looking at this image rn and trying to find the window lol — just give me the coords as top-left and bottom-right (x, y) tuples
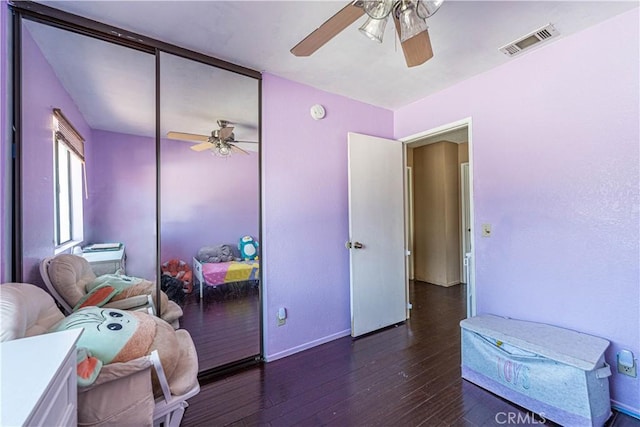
(53, 109), (85, 249)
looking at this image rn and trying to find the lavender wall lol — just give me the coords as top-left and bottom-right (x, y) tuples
(160, 137), (259, 264)
(394, 9), (639, 413)
(21, 26), (91, 286)
(262, 73), (394, 359)
(86, 130), (156, 278)
(86, 130), (260, 279)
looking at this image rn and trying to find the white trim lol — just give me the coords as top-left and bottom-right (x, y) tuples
(611, 400), (640, 420)
(399, 117), (476, 318)
(460, 162), (470, 282)
(264, 329), (351, 362)
(54, 240), (82, 255)
(399, 118), (471, 144)
(406, 165), (414, 281)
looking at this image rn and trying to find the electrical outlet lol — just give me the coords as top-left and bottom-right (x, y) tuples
(617, 351), (637, 377)
(618, 363), (637, 377)
(277, 307), (287, 326)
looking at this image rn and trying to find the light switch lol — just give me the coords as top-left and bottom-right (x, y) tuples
(482, 224), (492, 237)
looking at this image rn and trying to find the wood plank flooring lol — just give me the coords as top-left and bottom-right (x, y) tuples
(179, 281), (260, 371)
(181, 281), (639, 426)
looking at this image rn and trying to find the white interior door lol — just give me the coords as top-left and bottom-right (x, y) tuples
(348, 132), (407, 337)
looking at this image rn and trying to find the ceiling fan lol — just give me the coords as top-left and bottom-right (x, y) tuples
(167, 120), (258, 157)
(291, 0), (443, 68)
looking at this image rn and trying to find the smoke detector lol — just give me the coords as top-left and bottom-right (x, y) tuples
(499, 24), (560, 57)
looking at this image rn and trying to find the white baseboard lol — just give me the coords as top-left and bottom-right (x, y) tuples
(612, 400), (640, 420)
(265, 329), (351, 362)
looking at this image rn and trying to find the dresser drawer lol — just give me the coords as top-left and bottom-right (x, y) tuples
(28, 354), (77, 426)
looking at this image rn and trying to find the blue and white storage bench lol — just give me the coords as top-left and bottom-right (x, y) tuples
(460, 314), (612, 427)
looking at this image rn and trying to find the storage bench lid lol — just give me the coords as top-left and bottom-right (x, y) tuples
(460, 314), (609, 371)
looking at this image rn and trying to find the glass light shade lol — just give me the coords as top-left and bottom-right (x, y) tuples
(215, 143), (232, 157)
(358, 16), (389, 43)
(415, 0), (444, 19)
(363, 0), (394, 19)
(398, 3), (428, 42)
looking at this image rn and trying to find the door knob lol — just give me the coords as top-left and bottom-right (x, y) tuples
(345, 241), (364, 249)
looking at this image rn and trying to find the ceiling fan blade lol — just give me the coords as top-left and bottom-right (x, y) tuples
(219, 126), (234, 140)
(190, 141), (213, 152)
(233, 142), (259, 152)
(229, 143), (250, 155)
(167, 131), (209, 142)
(291, 2), (365, 57)
(393, 16), (434, 67)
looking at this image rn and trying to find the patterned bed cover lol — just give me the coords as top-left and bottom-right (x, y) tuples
(193, 258), (260, 298)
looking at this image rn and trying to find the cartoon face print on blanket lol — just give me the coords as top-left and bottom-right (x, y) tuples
(49, 307), (179, 393)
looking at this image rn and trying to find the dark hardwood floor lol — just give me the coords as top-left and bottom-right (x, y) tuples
(181, 281), (639, 427)
(179, 281), (260, 371)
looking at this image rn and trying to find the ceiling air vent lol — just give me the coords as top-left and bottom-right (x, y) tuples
(499, 24), (559, 57)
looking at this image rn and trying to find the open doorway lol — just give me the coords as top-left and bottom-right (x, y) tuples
(402, 119), (475, 318)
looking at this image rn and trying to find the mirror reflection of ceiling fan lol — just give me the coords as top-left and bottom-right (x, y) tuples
(167, 120), (258, 157)
(291, 0), (443, 68)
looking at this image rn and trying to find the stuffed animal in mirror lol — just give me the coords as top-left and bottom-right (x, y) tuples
(161, 259), (193, 294)
(196, 244), (239, 263)
(238, 236), (259, 261)
(49, 306), (179, 396)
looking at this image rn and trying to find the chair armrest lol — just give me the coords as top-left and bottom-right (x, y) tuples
(79, 355), (153, 391)
(150, 350), (172, 403)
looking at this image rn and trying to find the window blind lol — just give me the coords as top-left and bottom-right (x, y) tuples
(53, 108), (84, 161)
(53, 108), (88, 198)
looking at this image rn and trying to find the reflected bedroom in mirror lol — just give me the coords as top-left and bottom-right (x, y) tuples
(160, 51), (260, 372)
(20, 19), (261, 374)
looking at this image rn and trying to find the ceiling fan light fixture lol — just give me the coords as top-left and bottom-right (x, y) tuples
(415, 0), (444, 19)
(363, 0), (394, 19)
(214, 143), (232, 157)
(359, 15), (389, 43)
(397, 1), (429, 42)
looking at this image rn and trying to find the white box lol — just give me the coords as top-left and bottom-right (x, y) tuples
(461, 314), (612, 426)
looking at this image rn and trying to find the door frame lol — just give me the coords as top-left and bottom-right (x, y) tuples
(460, 162), (470, 282)
(399, 117), (477, 318)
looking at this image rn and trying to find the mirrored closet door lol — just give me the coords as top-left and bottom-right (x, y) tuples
(159, 52), (261, 372)
(20, 19), (157, 287)
(17, 11), (262, 376)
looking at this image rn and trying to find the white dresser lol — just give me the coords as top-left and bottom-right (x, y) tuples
(1, 329), (82, 426)
(81, 245), (126, 275)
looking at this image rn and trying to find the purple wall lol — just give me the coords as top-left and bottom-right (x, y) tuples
(160, 137), (259, 265)
(21, 26), (91, 286)
(86, 130), (260, 279)
(394, 9), (639, 413)
(262, 73), (394, 359)
(86, 130), (156, 278)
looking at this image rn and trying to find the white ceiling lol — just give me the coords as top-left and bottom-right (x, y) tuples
(29, 1), (637, 137)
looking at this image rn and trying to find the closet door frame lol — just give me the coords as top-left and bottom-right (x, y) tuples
(10, 1), (264, 376)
